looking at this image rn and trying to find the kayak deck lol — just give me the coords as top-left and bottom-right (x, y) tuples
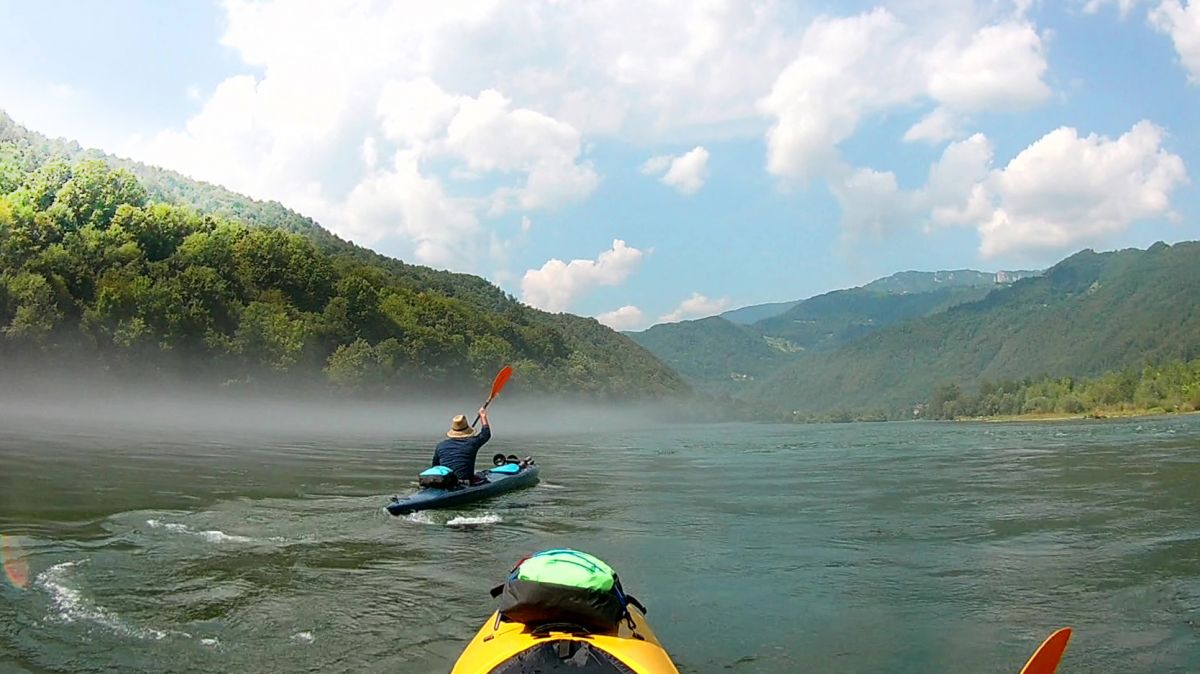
(451, 607), (679, 674)
(386, 465), (539, 516)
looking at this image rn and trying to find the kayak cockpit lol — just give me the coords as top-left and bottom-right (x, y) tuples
(386, 456), (539, 516)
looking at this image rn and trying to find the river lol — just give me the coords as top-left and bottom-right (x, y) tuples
(1, 407), (1197, 673)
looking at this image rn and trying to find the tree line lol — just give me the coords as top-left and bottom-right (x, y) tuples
(0, 151), (687, 398)
(924, 359), (1200, 420)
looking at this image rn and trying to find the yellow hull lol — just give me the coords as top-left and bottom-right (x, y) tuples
(451, 607), (680, 674)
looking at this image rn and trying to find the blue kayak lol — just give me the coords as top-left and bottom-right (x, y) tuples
(387, 462), (539, 516)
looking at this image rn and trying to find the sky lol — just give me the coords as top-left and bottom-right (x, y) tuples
(2, 0), (1198, 331)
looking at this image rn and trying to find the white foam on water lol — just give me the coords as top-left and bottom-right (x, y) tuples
(200, 637), (220, 648)
(291, 631), (315, 644)
(146, 519), (253, 543)
(400, 512), (435, 525)
(446, 513), (502, 527)
(36, 561), (167, 641)
(538, 481), (566, 490)
(196, 530), (253, 543)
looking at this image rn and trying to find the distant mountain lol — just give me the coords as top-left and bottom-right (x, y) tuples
(749, 242), (1200, 417)
(720, 300), (799, 325)
(632, 267), (1041, 395)
(751, 284), (996, 352)
(860, 269), (1039, 295)
(0, 111), (688, 398)
(626, 317), (789, 395)
(716, 269), (1038, 329)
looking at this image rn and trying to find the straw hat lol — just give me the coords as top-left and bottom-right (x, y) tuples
(446, 414), (476, 438)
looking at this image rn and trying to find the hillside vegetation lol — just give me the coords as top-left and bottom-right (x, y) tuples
(0, 112), (687, 398)
(925, 358), (1200, 420)
(754, 243), (1200, 418)
(630, 269), (1033, 397)
(626, 316), (790, 395)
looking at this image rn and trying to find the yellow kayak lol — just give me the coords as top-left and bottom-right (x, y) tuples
(451, 605), (680, 674)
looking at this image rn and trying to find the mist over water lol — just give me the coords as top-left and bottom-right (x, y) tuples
(0, 380), (678, 441)
(1, 388), (1198, 673)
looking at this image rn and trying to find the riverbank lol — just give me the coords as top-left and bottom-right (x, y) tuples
(964, 407), (1200, 423)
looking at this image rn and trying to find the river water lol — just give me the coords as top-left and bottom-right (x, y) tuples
(1, 408), (1198, 673)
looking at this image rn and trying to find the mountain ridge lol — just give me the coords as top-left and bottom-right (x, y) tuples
(629, 266), (1043, 396)
(748, 243), (1200, 417)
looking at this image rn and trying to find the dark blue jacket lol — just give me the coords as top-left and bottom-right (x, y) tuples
(432, 424), (491, 482)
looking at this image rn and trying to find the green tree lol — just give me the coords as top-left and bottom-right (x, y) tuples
(234, 301), (309, 371)
(52, 160), (147, 230)
(0, 158), (23, 194)
(18, 161), (72, 211)
(3, 272), (62, 342)
(467, 334), (514, 379)
(233, 228), (333, 311)
(929, 382), (962, 419)
(111, 203), (199, 261)
(174, 221), (244, 272)
(325, 339), (382, 392)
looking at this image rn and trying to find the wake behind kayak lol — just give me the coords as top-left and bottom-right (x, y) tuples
(387, 455), (539, 516)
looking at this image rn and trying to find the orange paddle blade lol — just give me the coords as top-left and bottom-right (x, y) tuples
(488, 365), (513, 401)
(1019, 628), (1072, 674)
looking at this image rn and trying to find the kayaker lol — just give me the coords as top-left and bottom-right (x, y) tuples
(432, 408), (492, 486)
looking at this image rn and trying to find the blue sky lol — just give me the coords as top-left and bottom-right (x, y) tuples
(2, 0), (1198, 330)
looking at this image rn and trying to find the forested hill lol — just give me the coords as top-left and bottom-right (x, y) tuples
(751, 242), (1200, 417)
(626, 316), (791, 395)
(0, 111), (688, 398)
(628, 268), (1035, 396)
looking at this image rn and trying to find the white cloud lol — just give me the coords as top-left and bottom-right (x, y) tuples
(640, 155), (673, 175)
(128, 0), (804, 201)
(1084, 0), (1149, 17)
(130, 67), (597, 271)
(377, 77), (461, 145)
(130, 74), (327, 209)
(760, 9), (914, 183)
(596, 305), (646, 331)
(473, 1), (805, 138)
(642, 146), (710, 194)
(440, 89), (600, 213)
(521, 239), (647, 312)
(829, 168), (915, 241)
(924, 133), (995, 225)
(827, 121), (1187, 259)
(663, 147), (711, 194)
(904, 108), (961, 143)
(124, 1), (611, 271)
(105, 1), (1096, 278)
(1151, 1), (1200, 83)
(761, 8), (1049, 183)
(974, 121), (1188, 257)
(361, 137), (379, 170)
(341, 150), (483, 271)
(925, 21), (1049, 113)
(659, 293), (731, 323)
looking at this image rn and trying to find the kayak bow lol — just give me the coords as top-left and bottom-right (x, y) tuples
(451, 605), (679, 674)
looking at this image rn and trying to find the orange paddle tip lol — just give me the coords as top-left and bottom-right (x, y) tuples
(1019, 627), (1072, 674)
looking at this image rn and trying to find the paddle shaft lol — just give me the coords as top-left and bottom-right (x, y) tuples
(471, 398), (495, 427)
